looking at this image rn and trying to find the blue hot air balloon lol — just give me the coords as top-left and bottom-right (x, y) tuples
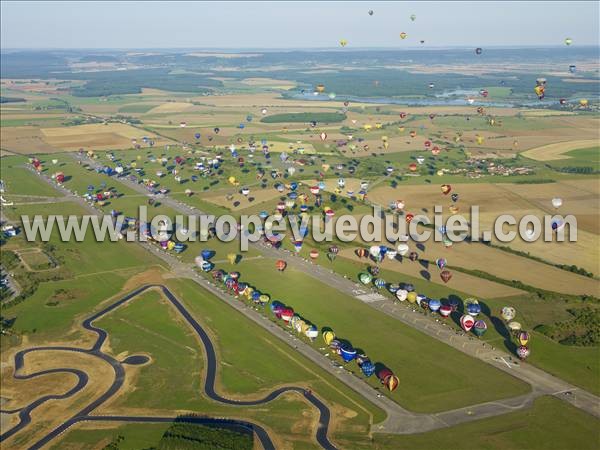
(288, 192), (298, 200)
(195, 133), (201, 139)
(201, 261), (213, 272)
(201, 249), (214, 260)
(318, 181), (326, 190)
(340, 344), (357, 362)
(374, 278), (386, 289)
(360, 360), (375, 377)
(428, 298), (441, 312)
(467, 302), (481, 316)
(259, 211), (269, 220)
(238, 123), (245, 129)
(290, 182), (298, 191)
(300, 204), (308, 212)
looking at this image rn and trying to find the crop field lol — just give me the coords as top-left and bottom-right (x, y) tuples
(1, 37), (599, 450)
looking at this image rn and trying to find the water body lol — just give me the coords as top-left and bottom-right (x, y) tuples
(288, 92), (565, 108)
(122, 355), (149, 365)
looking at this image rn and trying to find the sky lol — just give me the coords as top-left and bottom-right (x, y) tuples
(1, 1), (599, 49)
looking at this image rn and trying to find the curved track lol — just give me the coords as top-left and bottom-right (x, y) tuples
(0, 284), (336, 450)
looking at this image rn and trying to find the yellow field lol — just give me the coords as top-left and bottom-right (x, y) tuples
(521, 139), (599, 161)
(241, 77), (297, 89)
(338, 250), (524, 298)
(367, 180), (599, 278)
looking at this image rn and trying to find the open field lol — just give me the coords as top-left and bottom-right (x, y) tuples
(522, 139), (600, 161)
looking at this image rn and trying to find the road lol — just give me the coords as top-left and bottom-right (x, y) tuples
(0, 284), (336, 450)
(71, 153), (600, 422)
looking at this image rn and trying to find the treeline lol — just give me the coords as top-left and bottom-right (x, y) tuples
(535, 307), (600, 346)
(69, 69), (222, 97)
(100, 420), (253, 450)
(553, 166), (598, 174)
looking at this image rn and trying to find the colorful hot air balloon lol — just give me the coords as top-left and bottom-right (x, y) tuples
(436, 258), (447, 270)
(439, 305), (452, 318)
(276, 259), (287, 272)
(360, 360), (375, 377)
(441, 184), (452, 195)
(518, 331), (530, 346)
(517, 345), (530, 360)
(473, 320), (488, 337)
(460, 314), (475, 332)
(399, 32), (408, 40)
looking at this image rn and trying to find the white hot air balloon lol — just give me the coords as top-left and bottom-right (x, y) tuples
(551, 197), (563, 209)
(369, 245), (381, 257)
(397, 243), (409, 256)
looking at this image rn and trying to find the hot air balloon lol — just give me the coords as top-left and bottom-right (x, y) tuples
(435, 258), (447, 270)
(340, 39), (348, 47)
(460, 314), (475, 332)
(408, 163), (418, 172)
(451, 193), (459, 202)
(340, 344), (357, 362)
(501, 306), (516, 322)
(316, 84), (325, 93)
(428, 299), (441, 312)
(473, 320), (487, 337)
(564, 37), (572, 46)
(276, 259), (287, 272)
(309, 249), (319, 261)
(323, 330), (335, 345)
(569, 64), (576, 73)
(440, 270), (452, 283)
(508, 321), (522, 333)
(440, 184), (452, 195)
(551, 197), (563, 209)
(439, 305), (452, 318)
(214, 127), (220, 134)
(360, 360), (375, 377)
(579, 99), (589, 107)
(227, 253), (238, 265)
(359, 272), (373, 285)
(400, 32), (408, 40)
(368, 9), (374, 15)
(408, 251), (418, 262)
(517, 345), (530, 360)
(397, 243), (409, 256)
(466, 300), (481, 316)
(356, 248), (368, 258)
(518, 331), (530, 346)
(410, 14), (416, 21)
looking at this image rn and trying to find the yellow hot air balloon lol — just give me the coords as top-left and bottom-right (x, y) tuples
(316, 84), (325, 93)
(227, 253), (238, 264)
(167, 241), (176, 250)
(398, 126), (405, 132)
(375, 122), (383, 129)
(400, 32), (408, 40)
(322, 164), (330, 172)
(323, 330), (335, 345)
(228, 176), (239, 186)
(363, 124), (372, 131)
(407, 292), (417, 304)
(131, 162), (137, 168)
(340, 39), (348, 47)
(476, 135), (484, 145)
(384, 142), (389, 149)
(381, 135), (388, 141)
(579, 99), (589, 107)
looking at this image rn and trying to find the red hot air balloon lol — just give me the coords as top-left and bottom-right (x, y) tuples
(431, 146), (441, 156)
(399, 112), (407, 119)
(440, 270), (452, 283)
(424, 140), (432, 148)
(408, 251), (418, 262)
(55, 172), (65, 184)
(276, 259), (287, 272)
(405, 213), (415, 224)
(441, 184), (452, 195)
(309, 249), (319, 260)
(356, 248), (368, 258)
(439, 305), (452, 318)
(517, 345), (530, 360)
(384, 374), (399, 391)
(408, 163), (418, 172)
(460, 314), (475, 332)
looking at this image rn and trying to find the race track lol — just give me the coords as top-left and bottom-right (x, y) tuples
(0, 284), (337, 450)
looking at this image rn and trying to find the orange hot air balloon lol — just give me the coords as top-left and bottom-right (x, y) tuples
(441, 184), (452, 195)
(409, 130), (417, 138)
(385, 374), (399, 391)
(408, 163), (418, 172)
(316, 84), (325, 93)
(276, 259), (287, 272)
(309, 249), (319, 260)
(431, 146), (441, 156)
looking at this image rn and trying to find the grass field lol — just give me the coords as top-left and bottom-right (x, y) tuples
(216, 259), (530, 412)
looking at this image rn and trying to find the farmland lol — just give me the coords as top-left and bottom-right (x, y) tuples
(1, 40), (599, 450)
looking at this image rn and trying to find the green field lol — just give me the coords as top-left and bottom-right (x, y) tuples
(0, 156), (60, 197)
(216, 259), (530, 413)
